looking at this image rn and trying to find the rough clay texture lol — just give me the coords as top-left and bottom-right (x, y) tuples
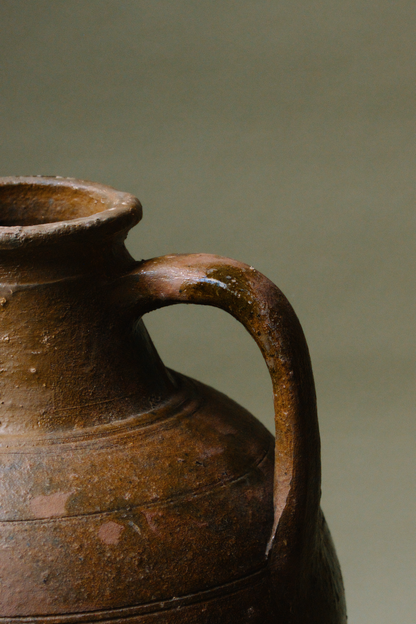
(0, 177), (346, 623)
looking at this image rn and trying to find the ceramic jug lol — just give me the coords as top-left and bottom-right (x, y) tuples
(0, 177), (346, 623)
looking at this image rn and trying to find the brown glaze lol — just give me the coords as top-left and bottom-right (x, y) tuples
(0, 177), (346, 622)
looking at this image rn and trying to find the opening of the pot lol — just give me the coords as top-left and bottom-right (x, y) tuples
(0, 180), (113, 226)
(0, 177), (142, 251)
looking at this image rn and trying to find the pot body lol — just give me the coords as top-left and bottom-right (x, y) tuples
(0, 374), (278, 621)
(0, 177), (346, 623)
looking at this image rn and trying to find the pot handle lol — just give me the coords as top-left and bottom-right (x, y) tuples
(132, 253), (321, 563)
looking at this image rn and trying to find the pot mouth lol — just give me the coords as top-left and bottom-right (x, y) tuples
(0, 176), (142, 249)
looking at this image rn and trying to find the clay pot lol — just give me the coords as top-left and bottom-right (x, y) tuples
(0, 176), (346, 623)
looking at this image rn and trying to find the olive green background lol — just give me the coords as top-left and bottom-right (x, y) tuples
(0, 1), (414, 621)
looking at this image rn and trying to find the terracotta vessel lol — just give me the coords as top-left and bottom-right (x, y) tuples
(0, 177), (346, 623)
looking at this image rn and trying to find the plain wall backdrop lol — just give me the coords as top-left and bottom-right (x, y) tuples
(0, 1), (415, 622)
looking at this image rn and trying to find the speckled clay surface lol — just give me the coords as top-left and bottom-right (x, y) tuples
(0, 177), (346, 622)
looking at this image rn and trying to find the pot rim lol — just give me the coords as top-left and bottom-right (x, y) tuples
(0, 176), (142, 249)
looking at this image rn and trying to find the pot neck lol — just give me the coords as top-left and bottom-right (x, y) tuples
(0, 234), (137, 285)
(0, 177), (176, 437)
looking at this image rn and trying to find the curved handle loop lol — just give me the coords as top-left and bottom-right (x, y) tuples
(130, 253), (321, 566)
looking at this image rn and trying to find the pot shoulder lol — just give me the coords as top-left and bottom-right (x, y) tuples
(0, 372), (275, 615)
